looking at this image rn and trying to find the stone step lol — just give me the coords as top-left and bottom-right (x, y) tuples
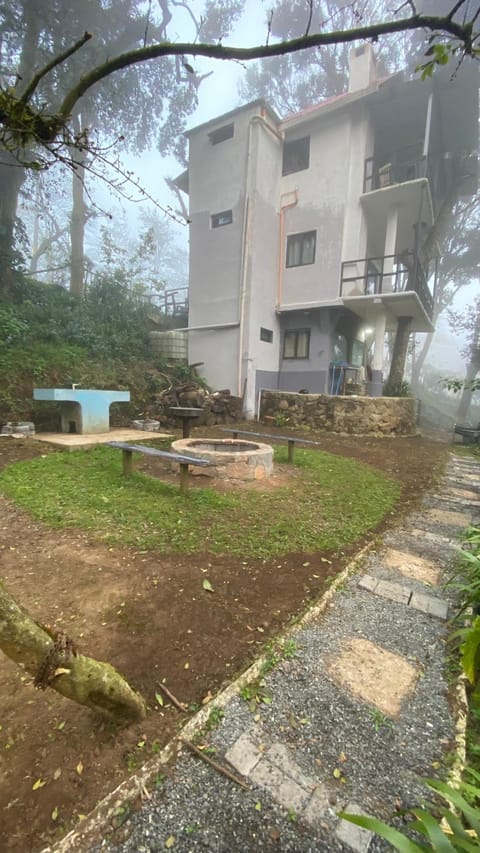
(358, 574), (448, 619)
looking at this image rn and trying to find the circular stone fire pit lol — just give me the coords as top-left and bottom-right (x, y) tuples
(171, 438), (274, 481)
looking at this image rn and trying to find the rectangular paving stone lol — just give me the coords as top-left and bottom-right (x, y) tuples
(225, 732), (262, 776)
(250, 759), (311, 813)
(409, 591), (448, 620)
(383, 548), (440, 585)
(327, 638), (418, 718)
(266, 742), (316, 790)
(425, 508), (472, 528)
(451, 472), (480, 482)
(432, 493), (480, 508)
(445, 487), (480, 500)
(409, 528), (458, 547)
(303, 783), (340, 827)
(357, 574), (379, 593)
(336, 804), (374, 853)
(375, 579), (412, 605)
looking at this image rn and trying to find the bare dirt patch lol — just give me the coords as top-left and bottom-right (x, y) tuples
(0, 428), (449, 852)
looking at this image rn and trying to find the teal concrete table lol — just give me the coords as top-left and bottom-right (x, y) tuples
(33, 388), (130, 434)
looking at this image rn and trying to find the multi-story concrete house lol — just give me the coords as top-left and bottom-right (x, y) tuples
(176, 45), (477, 418)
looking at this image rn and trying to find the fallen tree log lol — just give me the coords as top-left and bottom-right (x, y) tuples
(0, 581), (147, 724)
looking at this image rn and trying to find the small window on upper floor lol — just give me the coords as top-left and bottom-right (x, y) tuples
(286, 231), (316, 267)
(260, 327), (273, 343)
(208, 123), (234, 145)
(211, 210), (233, 228)
(282, 136), (310, 175)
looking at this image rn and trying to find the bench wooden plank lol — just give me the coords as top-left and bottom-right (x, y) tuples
(107, 441), (210, 493)
(219, 429), (320, 463)
(107, 441), (210, 466)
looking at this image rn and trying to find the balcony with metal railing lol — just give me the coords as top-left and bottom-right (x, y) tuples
(363, 144), (428, 194)
(340, 253), (433, 320)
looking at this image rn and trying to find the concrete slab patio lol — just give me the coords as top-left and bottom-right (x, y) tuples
(33, 428), (173, 450)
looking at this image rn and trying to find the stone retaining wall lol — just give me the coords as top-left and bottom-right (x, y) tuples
(259, 391), (418, 436)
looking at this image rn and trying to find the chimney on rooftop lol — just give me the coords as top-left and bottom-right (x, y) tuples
(348, 44), (377, 92)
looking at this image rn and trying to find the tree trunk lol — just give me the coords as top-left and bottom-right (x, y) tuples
(0, 155), (26, 297)
(0, 581), (147, 725)
(385, 317), (412, 392)
(0, 2), (42, 296)
(410, 331), (433, 391)
(69, 134), (87, 296)
(456, 359), (480, 423)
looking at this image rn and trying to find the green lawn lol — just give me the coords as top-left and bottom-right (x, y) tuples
(0, 445), (400, 559)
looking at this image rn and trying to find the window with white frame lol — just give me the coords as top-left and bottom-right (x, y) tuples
(283, 329), (310, 359)
(286, 231), (316, 267)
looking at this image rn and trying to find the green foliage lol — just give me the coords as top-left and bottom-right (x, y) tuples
(2, 274), (150, 359)
(416, 41), (456, 80)
(443, 378), (480, 395)
(368, 707), (394, 733)
(340, 773), (480, 851)
(0, 446), (399, 559)
(0, 304), (28, 344)
(446, 525), (480, 777)
(273, 412), (291, 428)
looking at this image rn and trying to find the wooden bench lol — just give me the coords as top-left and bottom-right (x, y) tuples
(453, 424), (480, 445)
(107, 441), (211, 494)
(220, 429), (320, 463)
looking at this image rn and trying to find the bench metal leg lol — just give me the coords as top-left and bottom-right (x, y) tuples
(232, 430), (239, 439)
(287, 439), (295, 463)
(122, 449), (133, 475)
(179, 462), (189, 494)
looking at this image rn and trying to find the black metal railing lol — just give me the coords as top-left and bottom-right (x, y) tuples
(363, 152), (427, 193)
(340, 253), (433, 318)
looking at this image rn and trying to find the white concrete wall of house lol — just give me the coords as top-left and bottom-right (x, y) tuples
(341, 102), (372, 271)
(241, 118), (283, 416)
(188, 327), (240, 392)
(188, 105), (261, 330)
(348, 44), (377, 93)
(280, 111), (351, 306)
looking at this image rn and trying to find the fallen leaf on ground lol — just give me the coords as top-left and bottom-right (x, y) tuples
(202, 579), (214, 592)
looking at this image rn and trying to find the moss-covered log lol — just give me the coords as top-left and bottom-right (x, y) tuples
(0, 581), (147, 724)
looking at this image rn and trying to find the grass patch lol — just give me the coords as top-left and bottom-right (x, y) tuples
(0, 445), (400, 559)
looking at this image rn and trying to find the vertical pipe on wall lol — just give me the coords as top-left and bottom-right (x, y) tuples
(237, 119), (254, 400)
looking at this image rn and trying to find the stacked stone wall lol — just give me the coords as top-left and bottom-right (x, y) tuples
(259, 391), (418, 436)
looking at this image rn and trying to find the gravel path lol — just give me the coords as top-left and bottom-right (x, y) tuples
(71, 452), (480, 853)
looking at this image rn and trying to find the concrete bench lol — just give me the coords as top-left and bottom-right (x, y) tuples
(220, 428), (320, 463)
(33, 388), (130, 434)
(453, 424), (480, 444)
(107, 441), (211, 493)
